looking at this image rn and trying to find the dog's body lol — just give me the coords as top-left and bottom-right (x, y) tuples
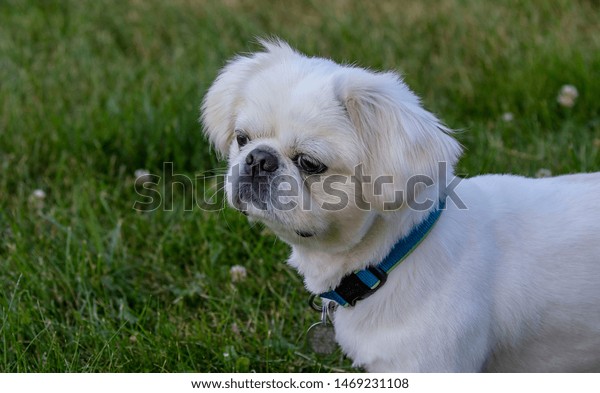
(331, 173), (600, 372)
(202, 40), (600, 372)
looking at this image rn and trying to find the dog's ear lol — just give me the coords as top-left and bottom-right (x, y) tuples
(201, 54), (258, 157)
(334, 68), (462, 210)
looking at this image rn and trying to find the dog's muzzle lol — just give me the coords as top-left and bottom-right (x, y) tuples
(233, 147), (280, 210)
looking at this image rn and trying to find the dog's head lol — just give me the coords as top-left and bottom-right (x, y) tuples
(202, 40), (461, 252)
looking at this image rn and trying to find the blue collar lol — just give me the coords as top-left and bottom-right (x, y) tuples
(320, 199), (446, 307)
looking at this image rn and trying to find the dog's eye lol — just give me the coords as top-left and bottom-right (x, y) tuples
(235, 131), (249, 148)
(295, 154), (327, 174)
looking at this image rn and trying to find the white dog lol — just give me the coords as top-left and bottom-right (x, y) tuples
(201, 40), (600, 372)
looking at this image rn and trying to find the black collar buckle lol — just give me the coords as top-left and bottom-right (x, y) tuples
(338, 266), (388, 307)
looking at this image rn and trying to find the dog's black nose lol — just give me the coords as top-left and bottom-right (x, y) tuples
(245, 148), (279, 174)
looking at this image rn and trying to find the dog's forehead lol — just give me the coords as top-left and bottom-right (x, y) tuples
(236, 62), (356, 150)
(246, 64), (336, 115)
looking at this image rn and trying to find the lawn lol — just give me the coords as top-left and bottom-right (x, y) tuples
(0, 0), (598, 372)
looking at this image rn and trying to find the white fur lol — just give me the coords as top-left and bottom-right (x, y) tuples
(202, 40), (600, 372)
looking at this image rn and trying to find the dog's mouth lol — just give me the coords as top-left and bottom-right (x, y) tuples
(238, 207), (318, 239)
(233, 180), (269, 211)
(232, 194), (318, 239)
(230, 176), (321, 240)
(295, 230), (314, 238)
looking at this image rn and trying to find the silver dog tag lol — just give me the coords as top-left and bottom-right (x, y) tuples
(306, 300), (337, 354)
(307, 322), (337, 354)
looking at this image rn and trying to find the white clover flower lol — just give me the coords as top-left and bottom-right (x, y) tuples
(535, 168), (552, 178)
(32, 189), (46, 199)
(230, 265), (247, 282)
(557, 85), (578, 108)
(501, 112), (514, 122)
(134, 169), (151, 183)
(30, 189), (46, 209)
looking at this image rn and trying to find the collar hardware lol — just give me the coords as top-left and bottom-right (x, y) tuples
(334, 266), (388, 307)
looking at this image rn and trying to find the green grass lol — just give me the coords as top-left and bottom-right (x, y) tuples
(1, 0), (599, 372)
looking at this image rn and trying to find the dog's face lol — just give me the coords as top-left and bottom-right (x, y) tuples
(202, 40), (461, 252)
